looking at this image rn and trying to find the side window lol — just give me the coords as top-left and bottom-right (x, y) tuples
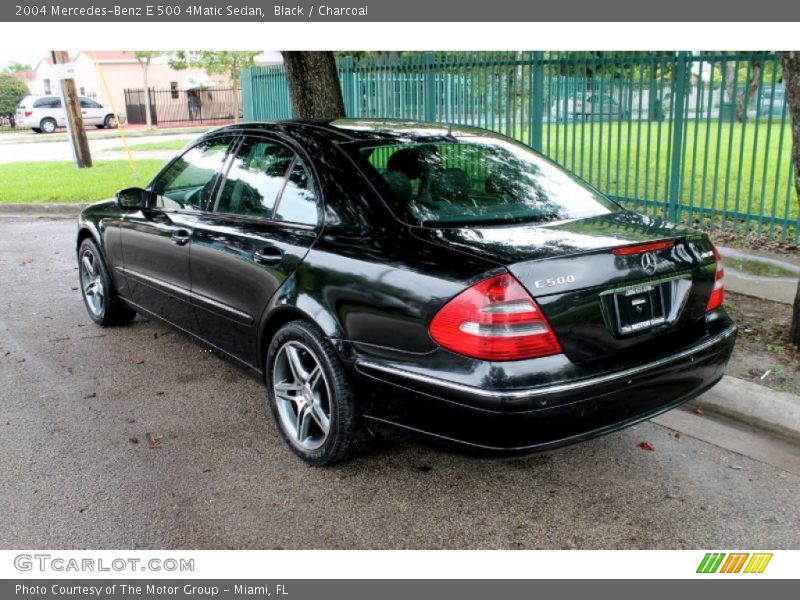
(215, 138), (294, 218)
(151, 138), (232, 211)
(79, 98), (92, 109)
(274, 161), (319, 226)
(34, 97), (61, 109)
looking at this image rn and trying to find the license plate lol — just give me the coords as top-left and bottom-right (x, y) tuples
(612, 284), (666, 335)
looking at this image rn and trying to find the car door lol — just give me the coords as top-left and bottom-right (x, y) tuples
(79, 97), (104, 125)
(118, 135), (236, 333)
(189, 135), (321, 365)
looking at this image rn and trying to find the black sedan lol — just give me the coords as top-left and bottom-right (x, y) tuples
(76, 119), (736, 465)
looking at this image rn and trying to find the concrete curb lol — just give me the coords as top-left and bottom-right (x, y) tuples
(0, 203), (86, 216)
(690, 375), (800, 441)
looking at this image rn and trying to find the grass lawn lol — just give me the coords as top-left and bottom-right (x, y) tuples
(528, 121), (798, 228)
(105, 139), (190, 152)
(0, 160), (165, 203)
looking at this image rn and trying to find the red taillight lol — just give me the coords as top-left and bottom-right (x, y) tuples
(24, 110), (32, 117)
(706, 245), (725, 311)
(612, 240), (675, 256)
(429, 273), (562, 361)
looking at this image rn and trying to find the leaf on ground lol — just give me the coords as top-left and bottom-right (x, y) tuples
(129, 436), (139, 444)
(146, 432), (162, 449)
(694, 408), (705, 416)
(637, 441), (655, 451)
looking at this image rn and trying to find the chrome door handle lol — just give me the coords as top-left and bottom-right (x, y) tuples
(171, 229), (191, 246)
(253, 246), (283, 265)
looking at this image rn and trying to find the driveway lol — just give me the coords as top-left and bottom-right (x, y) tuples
(0, 219), (798, 549)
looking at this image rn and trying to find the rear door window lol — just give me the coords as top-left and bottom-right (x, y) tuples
(33, 97), (61, 109)
(273, 161), (319, 226)
(214, 137), (295, 218)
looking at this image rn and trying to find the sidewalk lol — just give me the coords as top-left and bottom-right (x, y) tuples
(718, 246), (800, 305)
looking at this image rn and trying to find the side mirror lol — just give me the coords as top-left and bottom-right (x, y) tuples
(115, 187), (148, 210)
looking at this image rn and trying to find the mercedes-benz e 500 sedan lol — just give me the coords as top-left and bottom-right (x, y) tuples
(76, 119), (735, 465)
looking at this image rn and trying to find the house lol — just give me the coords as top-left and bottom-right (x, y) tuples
(32, 52), (223, 115)
(10, 69), (35, 93)
(29, 51), (283, 126)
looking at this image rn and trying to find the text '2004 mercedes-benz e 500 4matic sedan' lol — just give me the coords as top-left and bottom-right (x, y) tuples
(76, 119), (736, 465)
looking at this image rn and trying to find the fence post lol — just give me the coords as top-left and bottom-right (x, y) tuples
(667, 51), (690, 223)
(424, 53), (436, 121)
(240, 69), (252, 121)
(529, 51), (545, 152)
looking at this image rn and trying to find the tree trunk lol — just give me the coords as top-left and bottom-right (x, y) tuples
(736, 61), (761, 123)
(780, 52), (800, 345)
(282, 52), (345, 119)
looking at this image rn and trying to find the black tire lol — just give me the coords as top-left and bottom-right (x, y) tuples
(78, 238), (136, 327)
(40, 118), (57, 134)
(265, 320), (360, 466)
(103, 114), (117, 129)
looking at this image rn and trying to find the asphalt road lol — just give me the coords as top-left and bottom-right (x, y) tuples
(1, 219), (799, 550)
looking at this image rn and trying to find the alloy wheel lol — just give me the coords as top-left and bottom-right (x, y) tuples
(80, 250), (105, 317)
(272, 341), (332, 451)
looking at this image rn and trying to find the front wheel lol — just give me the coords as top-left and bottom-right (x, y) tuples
(265, 321), (360, 466)
(103, 114), (117, 129)
(78, 238), (136, 326)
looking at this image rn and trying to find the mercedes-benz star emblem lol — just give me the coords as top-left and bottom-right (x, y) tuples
(641, 251), (658, 275)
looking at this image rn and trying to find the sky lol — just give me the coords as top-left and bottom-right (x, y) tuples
(0, 49), (65, 70)
(0, 49), (283, 71)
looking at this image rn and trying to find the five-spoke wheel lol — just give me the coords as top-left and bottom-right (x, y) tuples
(266, 320), (361, 466)
(80, 250), (105, 318)
(273, 341), (332, 451)
(77, 238), (136, 326)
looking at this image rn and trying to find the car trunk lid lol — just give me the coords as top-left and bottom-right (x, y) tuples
(412, 211), (718, 370)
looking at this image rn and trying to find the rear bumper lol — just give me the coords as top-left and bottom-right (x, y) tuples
(351, 319), (737, 452)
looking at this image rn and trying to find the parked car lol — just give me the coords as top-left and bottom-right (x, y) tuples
(16, 95), (124, 133)
(76, 120), (736, 465)
(550, 93), (629, 122)
(759, 86), (786, 117)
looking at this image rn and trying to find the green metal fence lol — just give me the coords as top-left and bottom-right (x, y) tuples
(242, 52), (798, 241)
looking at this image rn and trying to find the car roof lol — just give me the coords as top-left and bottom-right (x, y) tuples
(200, 118), (503, 145)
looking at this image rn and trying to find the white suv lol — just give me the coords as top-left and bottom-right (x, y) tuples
(15, 95), (125, 134)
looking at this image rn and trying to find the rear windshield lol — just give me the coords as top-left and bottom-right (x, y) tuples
(351, 137), (619, 226)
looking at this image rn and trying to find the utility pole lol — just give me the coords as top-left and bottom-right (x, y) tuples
(52, 51), (92, 168)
